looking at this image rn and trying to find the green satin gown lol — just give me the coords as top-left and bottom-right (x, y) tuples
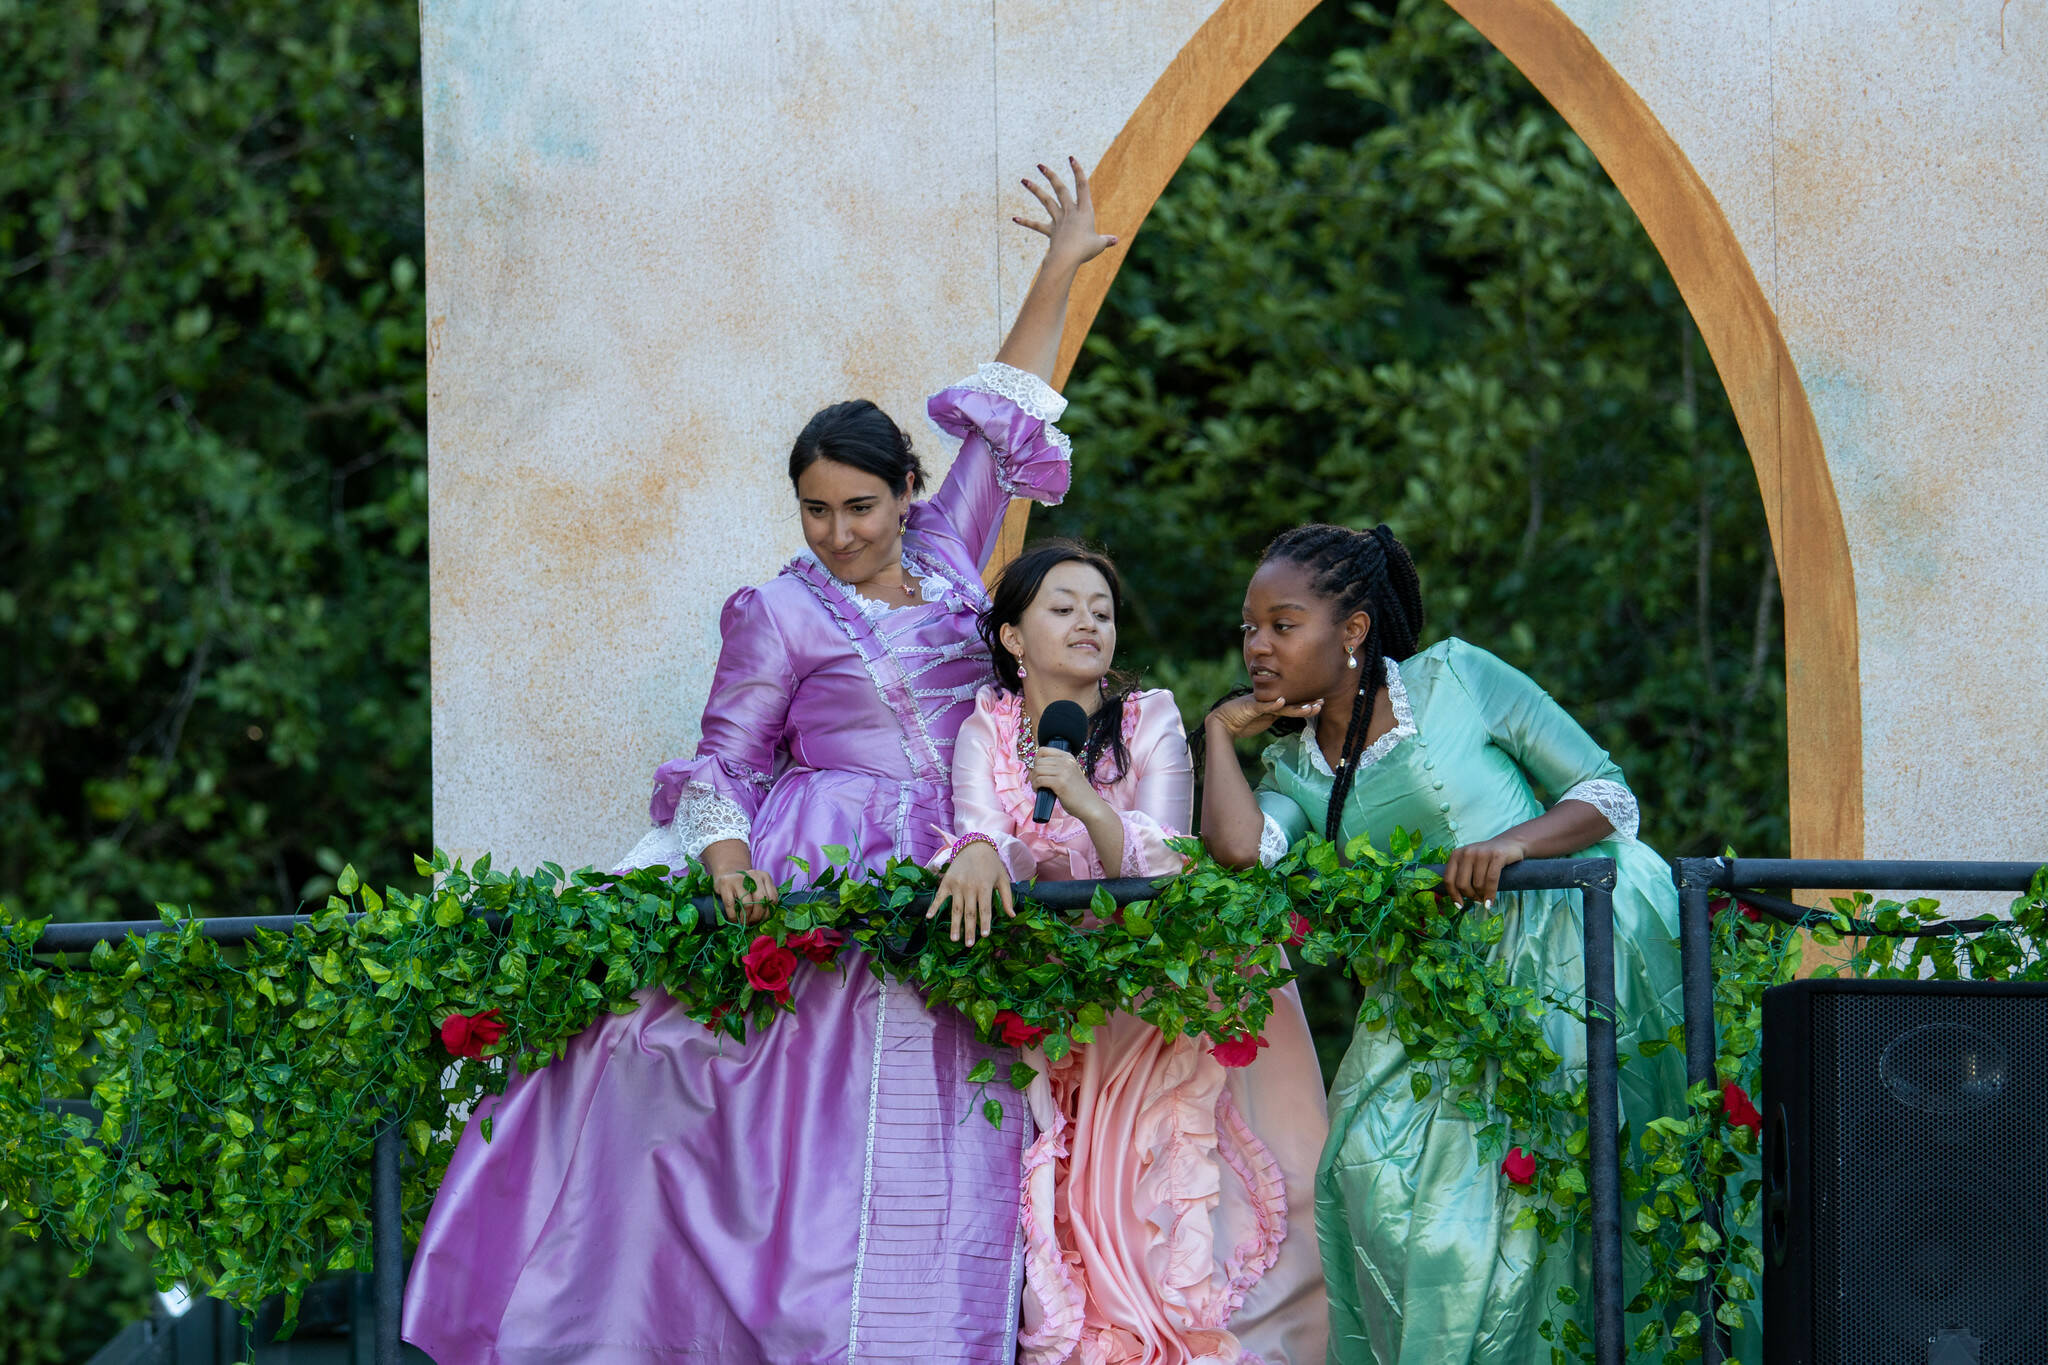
(1255, 638), (1689, 1364)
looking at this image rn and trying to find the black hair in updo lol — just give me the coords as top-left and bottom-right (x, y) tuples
(788, 399), (927, 497)
(979, 539), (1137, 783)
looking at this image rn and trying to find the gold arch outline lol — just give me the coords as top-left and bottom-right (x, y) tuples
(992, 0), (1861, 859)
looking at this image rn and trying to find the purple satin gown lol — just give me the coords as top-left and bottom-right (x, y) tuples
(403, 363), (1075, 1365)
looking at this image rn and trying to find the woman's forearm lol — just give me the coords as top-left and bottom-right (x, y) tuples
(1498, 799), (1615, 859)
(1072, 799), (1126, 879)
(699, 838), (753, 880)
(993, 255), (1081, 384)
(1199, 718), (1266, 869)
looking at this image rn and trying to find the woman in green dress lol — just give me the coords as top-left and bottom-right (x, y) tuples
(1198, 522), (1687, 1364)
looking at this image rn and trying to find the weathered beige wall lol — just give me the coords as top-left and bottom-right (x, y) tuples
(425, 0), (2048, 872)
(422, 1), (1243, 869)
(1548, 0), (2048, 867)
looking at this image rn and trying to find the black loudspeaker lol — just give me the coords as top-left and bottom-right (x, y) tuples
(1762, 978), (2048, 1364)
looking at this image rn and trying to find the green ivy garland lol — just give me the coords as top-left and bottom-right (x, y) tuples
(4, 842), (2044, 1362)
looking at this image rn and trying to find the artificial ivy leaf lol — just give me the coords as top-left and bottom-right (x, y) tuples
(982, 1098), (1004, 1129)
(966, 1059), (996, 1085)
(1009, 1061), (1036, 1090)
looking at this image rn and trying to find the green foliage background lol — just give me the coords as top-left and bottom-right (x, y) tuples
(3, 1), (427, 1352)
(0, 0), (1787, 1357)
(1041, 0), (1785, 863)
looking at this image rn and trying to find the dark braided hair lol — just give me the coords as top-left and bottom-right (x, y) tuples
(979, 539), (1137, 782)
(1260, 522), (1425, 844)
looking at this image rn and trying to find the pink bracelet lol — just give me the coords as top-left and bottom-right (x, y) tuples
(943, 831), (1000, 863)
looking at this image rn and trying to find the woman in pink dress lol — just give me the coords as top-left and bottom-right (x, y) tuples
(404, 162), (1115, 1365)
(931, 542), (1330, 1365)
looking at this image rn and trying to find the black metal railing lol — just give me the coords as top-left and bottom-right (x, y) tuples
(25, 858), (1629, 1365)
(1671, 856), (2046, 1365)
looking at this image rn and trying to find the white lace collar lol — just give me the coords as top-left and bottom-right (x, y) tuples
(796, 549), (953, 619)
(1302, 656), (1416, 778)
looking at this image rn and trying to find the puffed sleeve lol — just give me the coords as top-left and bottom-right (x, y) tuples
(1444, 639), (1640, 842)
(623, 587), (793, 870)
(1253, 739), (1316, 868)
(934, 692), (1039, 882)
(920, 361), (1074, 570)
(1111, 692), (1195, 878)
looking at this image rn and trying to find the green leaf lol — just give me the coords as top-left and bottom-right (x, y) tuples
(966, 1059), (997, 1085)
(982, 1098), (1004, 1129)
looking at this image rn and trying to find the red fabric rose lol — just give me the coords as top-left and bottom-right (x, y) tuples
(1502, 1146), (1536, 1186)
(1708, 894), (1762, 924)
(440, 1008), (506, 1060)
(993, 1009), (1048, 1048)
(1287, 913), (1312, 948)
(742, 935), (799, 997)
(788, 927), (844, 965)
(1723, 1082), (1763, 1135)
(1209, 1032), (1269, 1068)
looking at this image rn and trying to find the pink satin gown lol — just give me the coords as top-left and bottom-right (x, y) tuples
(940, 686), (1331, 1365)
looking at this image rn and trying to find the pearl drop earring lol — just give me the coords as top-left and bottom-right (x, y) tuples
(1016, 659), (1027, 680)
(1347, 651), (1358, 669)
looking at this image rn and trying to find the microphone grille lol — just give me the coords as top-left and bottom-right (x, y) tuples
(1036, 699), (1092, 750)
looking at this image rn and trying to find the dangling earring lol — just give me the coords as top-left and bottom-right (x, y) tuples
(1015, 658), (1027, 680)
(1347, 650), (1358, 670)
(1099, 677), (1110, 692)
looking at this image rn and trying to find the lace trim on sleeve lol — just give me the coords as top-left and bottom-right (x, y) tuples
(945, 361), (1073, 489)
(617, 821), (691, 873)
(665, 781), (754, 860)
(1257, 814), (1292, 868)
(1560, 778), (1639, 843)
(958, 360), (1067, 423)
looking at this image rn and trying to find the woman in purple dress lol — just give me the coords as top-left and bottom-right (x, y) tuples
(403, 159), (1116, 1365)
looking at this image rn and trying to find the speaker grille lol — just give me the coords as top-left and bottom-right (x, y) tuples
(1811, 988), (2048, 1362)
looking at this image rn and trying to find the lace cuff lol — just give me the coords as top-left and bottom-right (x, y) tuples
(1559, 778), (1639, 843)
(958, 360), (1067, 423)
(617, 821), (690, 873)
(940, 362), (1074, 485)
(671, 780), (753, 860)
(1257, 814), (1293, 868)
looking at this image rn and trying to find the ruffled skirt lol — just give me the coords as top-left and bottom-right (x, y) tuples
(1018, 983), (1329, 1365)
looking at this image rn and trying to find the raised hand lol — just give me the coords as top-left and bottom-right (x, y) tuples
(1014, 156), (1117, 270)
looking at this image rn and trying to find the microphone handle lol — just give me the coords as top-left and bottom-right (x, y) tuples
(1031, 738), (1072, 824)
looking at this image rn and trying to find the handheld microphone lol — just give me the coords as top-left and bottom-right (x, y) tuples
(1032, 700), (1091, 824)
